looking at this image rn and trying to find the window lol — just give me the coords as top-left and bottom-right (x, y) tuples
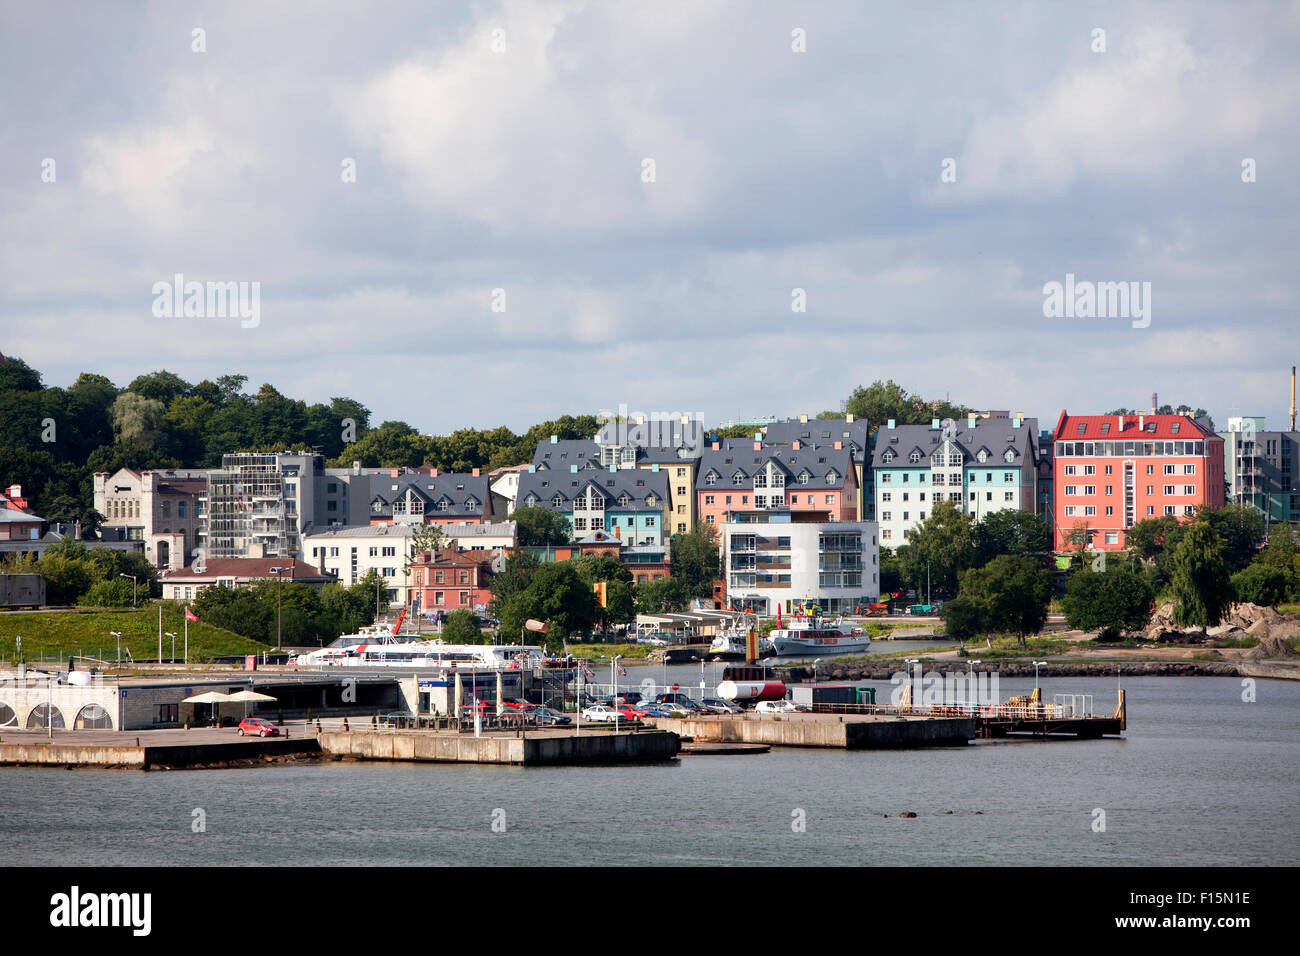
(1105, 485), (1113, 495)
(1084, 506), (1096, 516)
(574, 517), (587, 530)
(882, 492), (892, 502)
(1003, 473), (1014, 482)
(1147, 485), (1154, 495)
(825, 495), (834, 504)
(1184, 464), (1196, 475)
(1084, 465), (1096, 475)
(1164, 485), (1175, 495)
(647, 517), (656, 527)
(1105, 506), (1113, 515)
(1164, 464), (1176, 474)
(902, 492), (909, 502)
(704, 495), (714, 505)
(1183, 485), (1195, 496)
(1065, 486), (1077, 496)
(1065, 465), (1076, 475)
(706, 473), (717, 485)
(1105, 531), (1118, 544)
(1105, 465), (1112, 475)
(881, 474), (892, 483)
(1184, 505), (1195, 515)
(383, 547), (395, 557)
(909, 451), (921, 463)
(986, 492), (992, 501)
(1064, 506), (1077, 516)
(1004, 492), (1014, 501)
(1164, 505), (1177, 515)
(985, 473), (993, 483)
(1146, 465), (1154, 474)
(1084, 486), (1095, 495)
(1146, 506), (1154, 515)
(882, 512), (891, 521)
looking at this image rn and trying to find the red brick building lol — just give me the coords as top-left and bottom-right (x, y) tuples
(1051, 412), (1225, 550)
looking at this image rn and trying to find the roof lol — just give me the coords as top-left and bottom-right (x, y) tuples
(162, 559), (336, 582)
(0, 506), (43, 524)
(594, 421), (705, 462)
(872, 417), (1038, 469)
(532, 439), (602, 469)
(695, 445), (855, 491)
(1054, 412), (1219, 441)
(763, 417), (871, 458)
(408, 548), (501, 569)
(516, 468), (670, 514)
(366, 472), (490, 520)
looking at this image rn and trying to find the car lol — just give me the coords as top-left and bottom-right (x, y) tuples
(699, 698), (742, 714)
(615, 705), (650, 720)
(654, 702), (693, 717)
(655, 693), (707, 712)
(755, 700), (798, 715)
(376, 711), (409, 726)
(581, 705), (624, 722)
(459, 700), (492, 719)
(532, 707), (572, 726)
(237, 717), (279, 737)
(501, 699), (536, 712)
(640, 706), (673, 718)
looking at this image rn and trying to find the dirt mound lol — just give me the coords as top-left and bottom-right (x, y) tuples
(1247, 635), (1299, 660)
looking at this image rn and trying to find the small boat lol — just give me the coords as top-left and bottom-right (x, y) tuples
(769, 616), (870, 656)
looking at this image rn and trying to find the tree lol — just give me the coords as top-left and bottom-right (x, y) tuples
(838, 380), (970, 429)
(895, 501), (976, 599)
(442, 608), (484, 643)
(1197, 503), (1266, 573)
(952, 555), (1053, 646)
(1230, 563), (1296, 607)
(1060, 566), (1154, 640)
(1258, 522), (1299, 571)
(1170, 520), (1233, 629)
(973, 510), (1050, 564)
(940, 593), (988, 643)
(110, 392), (167, 453)
(512, 506), (572, 546)
(669, 523), (720, 600)
(79, 577), (137, 608)
(635, 576), (689, 614)
(495, 562), (596, 649)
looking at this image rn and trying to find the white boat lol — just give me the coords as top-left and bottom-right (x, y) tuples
(769, 616), (870, 656)
(294, 636), (548, 669)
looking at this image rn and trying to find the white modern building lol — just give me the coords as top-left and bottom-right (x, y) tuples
(720, 518), (879, 616)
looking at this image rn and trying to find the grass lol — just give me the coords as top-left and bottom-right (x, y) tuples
(564, 642), (656, 662)
(0, 604), (270, 664)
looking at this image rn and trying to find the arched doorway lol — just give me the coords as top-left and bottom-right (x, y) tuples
(156, 540), (170, 569)
(75, 703), (113, 729)
(26, 703), (65, 729)
(0, 703), (16, 727)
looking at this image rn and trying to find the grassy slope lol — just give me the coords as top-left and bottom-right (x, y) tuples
(0, 604), (270, 663)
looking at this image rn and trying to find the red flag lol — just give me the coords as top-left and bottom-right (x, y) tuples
(185, 607), (199, 622)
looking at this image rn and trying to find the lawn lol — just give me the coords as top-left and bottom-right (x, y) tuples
(0, 604), (270, 664)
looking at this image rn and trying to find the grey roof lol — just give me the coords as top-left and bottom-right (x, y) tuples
(517, 468), (670, 515)
(695, 445), (855, 492)
(762, 417), (871, 458)
(872, 417), (1038, 469)
(366, 473), (490, 520)
(0, 506), (43, 524)
(595, 421), (705, 462)
(532, 439), (601, 469)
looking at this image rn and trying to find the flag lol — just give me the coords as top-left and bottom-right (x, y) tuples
(185, 607), (199, 622)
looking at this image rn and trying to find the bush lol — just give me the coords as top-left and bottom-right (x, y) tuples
(1231, 563), (1297, 608)
(78, 577), (137, 608)
(1061, 567), (1154, 640)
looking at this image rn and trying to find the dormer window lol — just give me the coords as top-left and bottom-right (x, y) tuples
(1004, 449), (1016, 463)
(551, 494), (563, 508)
(882, 451), (894, 463)
(977, 450), (988, 463)
(732, 471), (745, 484)
(618, 493), (630, 507)
(909, 451), (921, 463)
(706, 472), (718, 485)
(825, 469), (839, 483)
(525, 494), (538, 507)
(646, 494), (657, 506)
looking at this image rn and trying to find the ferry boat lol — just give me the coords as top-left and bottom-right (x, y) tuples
(769, 616), (870, 656)
(291, 613), (547, 669)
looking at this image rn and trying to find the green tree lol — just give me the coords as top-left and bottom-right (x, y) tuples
(895, 500), (976, 599)
(442, 608), (484, 643)
(1060, 566), (1154, 640)
(635, 576), (690, 614)
(1258, 522), (1299, 570)
(110, 392), (167, 453)
(1230, 563), (1296, 607)
(1197, 503), (1267, 573)
(953, 555), (1053, 646)
(669, 523), (720, 600)
(939, 593), (987, 643)
(838, 380), (969, 429)
(973, 510), (1051, 563)
(495, 561), (596, 649)
(512, 506), (572, 546)
(1170, 520), (1233, 629)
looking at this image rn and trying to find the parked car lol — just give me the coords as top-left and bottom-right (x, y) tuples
(755, 700), (798, 715)
(501, 699), (536, 712)
(581, 705), (624, 722)
(653, 702), (693, 717)
(533, 707), (572, 726)
(376, 711), (409, 726)
(615, 705), (650, 720)
(237, 717), (279, 737)
(639, 636), (669, 646)
(459, 700), (492, 719)
(700, 698), (741, 714)
(640, 706), (673, 718)
(655, 693), (707, 712)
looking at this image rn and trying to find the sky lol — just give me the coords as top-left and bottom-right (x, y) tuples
(2, 0), (1298, 436)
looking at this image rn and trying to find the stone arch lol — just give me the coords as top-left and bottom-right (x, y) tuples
(0, 702), (16, 727)
(74, 703), (113, 729)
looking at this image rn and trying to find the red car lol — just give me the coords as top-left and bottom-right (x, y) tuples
(615, 705), (650, 720)
(237, 717), (279, 737)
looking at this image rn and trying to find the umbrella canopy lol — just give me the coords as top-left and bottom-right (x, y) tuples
(182, 691), (235, 704)
(225, 690), (276, 702)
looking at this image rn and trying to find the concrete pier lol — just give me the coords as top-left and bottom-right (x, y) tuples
(647, 713), (976, 749)
(0, 728), (320, 769)
(319, 728), (680, 765)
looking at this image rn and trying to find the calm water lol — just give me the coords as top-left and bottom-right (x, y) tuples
(2, 675), (1296, 866)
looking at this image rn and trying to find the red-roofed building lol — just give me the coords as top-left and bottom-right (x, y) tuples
(1051, 412), (1224, 550)
(407, 548), (501, 615)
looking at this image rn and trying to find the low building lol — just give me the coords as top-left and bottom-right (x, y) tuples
(720, 518), (879, 615)
(407, 548), (502, 616)
(159, 558), (336, 602)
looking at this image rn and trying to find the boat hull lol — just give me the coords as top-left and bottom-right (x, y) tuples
(771, 636), (872, 656)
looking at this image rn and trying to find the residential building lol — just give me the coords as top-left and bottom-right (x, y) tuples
(0, 502), (43, 547)
(762, 415), (872, 519)
(696, 441), (859, 527)
(303, 521), (517, 608)
(94, 468), (207, 569)
(364, 469), (492, 525)
(516, 465), (671, 546)
(872, 414), (1038, 548)
(721, 517), (879, 615)
(1051, 412), (1225, 550)
(159, 558), (335, 602)
(488, 463), (529, 517)
(520, 529), (672, 585)
(1219, 417), (1300, 526)
(407, 548), (502, 616)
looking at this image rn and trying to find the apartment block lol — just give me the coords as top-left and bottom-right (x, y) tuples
(1052, 412), (1224, 550)
(696, 441), (858, 527)
(762, 415), (872, 520)
(871, 414), (1039, 548)
(721, 518), (879, 616)
(1219, 417), (1300, 526)
(516, 464), (671, 546)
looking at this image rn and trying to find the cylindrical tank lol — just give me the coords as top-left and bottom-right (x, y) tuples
(717, 680), (786, 702)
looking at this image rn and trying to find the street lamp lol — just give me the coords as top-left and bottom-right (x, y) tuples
(611, 654), (624, 732)
(119, 573), (138, 608)
(812, 658), (823, 682)
(1033, 660), (1047, 693)
(269, 567), (287, 651)
(110, 631), (123, 667)
(905, 658), (920, 711)
(967, 659), (981, 711)
(165, 632), (177, 664)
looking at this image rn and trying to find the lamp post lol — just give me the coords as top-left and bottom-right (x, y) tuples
(611, 654), (623, 732)
(905, 658), (919, 712)
(165, 632), (177, 664)
(119, 573), (138, 608)
(110, 631), (123, 667)
(1033, 660), (1047, 694)
(269, 567), (287, 651)
(967, 659), (981, 711)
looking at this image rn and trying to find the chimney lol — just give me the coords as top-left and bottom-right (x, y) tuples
(833, 441), (842, 450)
(550, 435), (558, 444)
(887, 419), (896, 430)
(431, 468), (439, 477)
(753, 441), (761, 451)
(967, 414), (977, 430)
(471, 468), (479, 477)
(1117, 415), (1123, 431)
(712, 441), (719, 450)
(845, 414), (854, 423)
(792, 440), (801, 450)
(799, 414), (808, 423)
(352, 460), (361, 475)
(931, 418), (940, 430)
(390, 468), (399, 478)
(1139, 415), (1145, 431)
